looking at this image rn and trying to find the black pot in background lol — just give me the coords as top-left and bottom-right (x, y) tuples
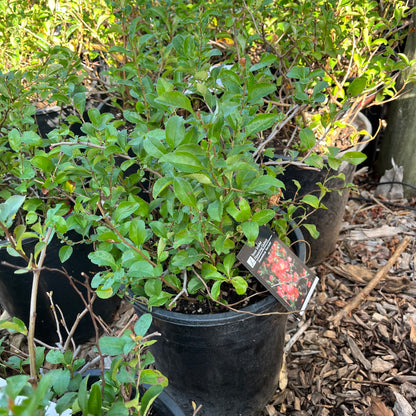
(278, 112), (372, 266)
(134, 226), (306, 416)
(0, 233), (120, 344)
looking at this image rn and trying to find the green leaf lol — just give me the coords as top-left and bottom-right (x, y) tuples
(155, 91), (193, 113)
(227, 199), (251, 222)
(0, 195), (25, 227)
(129, 260), (155, 278)
(140, 385), (164, 416)
(299, 128), (316, 150)
(107, 400), (129, 416)
(96, 286), (114, 299)
(99, 336), (126, 355)
(0, 317), (27, 335)
(173, 178), (197, 208)
(247, 83), (276, 102)
(59, 245), (73, 263)
(171, 249), (203, 269)
(301, 194), (320, 209)
(21, 131), (42, 146)
(161, 151), (203, 173)
(249, 53), (277, 72)
(241, 221), (259, 243)
(231, 276), (248, 295)
(244, 113), (278, 137)
(31, 155), (54, 173)
(49, 369), (70, 396)
(303, 223), (320, 239)
(46, 349), (65, 365)
(143, 129), (167, 158)
(129, 220), (146, 246)
(78, 376), (89, 415)
(251, 209), (276, 225)
(113, 201), (140, 223)
(347, 76), (367, 97)
(207, 199), (223, 222)
(166, 115), (185, 149)
(153, 177), (174, 198)
(8, 129), (21, 151)
(144, 279), (162, 297)
(287, 66), (310, 80)
(211, 280), (222, 300)
(187, 276), (204, 294)
(88, 250), (117, 269)
(88, 383), (102, 415)
(246, 175), (284, 193)
(134, 313), (152, 337)
(340, 151), (367, 165)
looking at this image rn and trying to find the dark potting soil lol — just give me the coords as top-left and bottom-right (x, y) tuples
(169, 279), (269, 314)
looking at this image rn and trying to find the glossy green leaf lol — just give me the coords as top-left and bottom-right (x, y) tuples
(247, 83), (276, 102)
(155, 91), (193, 113)
(347, 76), (367, 97)
(88, 251), (117, 269)
(244, 113), (278, 137)
(161, 151), (203, 173)
(231, 276), (248, 295)
(246, 175), (284, 193)
(0, 195), (25, 227)
(301, 194), (320, 209)
(303, 223), (320, 239)
(166, 115), (185, 149)
(140, 385), (164, 416)
(113, 201), (139, 223)
(144, 279), (162, 297)
(340, 151), (367, 165)
(88, 383), (102, 415)
(152, 177), (174, 199)
(207, 199), (223, 222)
(59, 245), (73, 263)
(173, 178), (197, 208)
(241, 221), (259, 243)
(251, 209), (276, 225)
(0, 317), (27, 335)
(129, 220), (146, 246)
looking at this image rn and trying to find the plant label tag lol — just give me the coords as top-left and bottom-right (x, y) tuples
(237, 226), (319, 316)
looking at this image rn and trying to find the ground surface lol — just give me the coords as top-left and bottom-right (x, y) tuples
(264, 172), (416, 416)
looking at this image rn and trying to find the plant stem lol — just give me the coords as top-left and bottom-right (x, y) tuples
(28, 227), (53, 384)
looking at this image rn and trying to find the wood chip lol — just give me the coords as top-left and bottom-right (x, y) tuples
(393, 392), (414, 416)
(347, 225), (403, 240)
(347, 335), (372, 371)
(371, 357), (395, 373)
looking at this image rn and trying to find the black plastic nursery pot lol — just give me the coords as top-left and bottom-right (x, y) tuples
(0, 233), (120, 344)
(133, 227), (306, 416)
(278, 112), (372, 266)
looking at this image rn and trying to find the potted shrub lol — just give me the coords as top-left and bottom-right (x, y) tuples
(1, 0), (415, 414)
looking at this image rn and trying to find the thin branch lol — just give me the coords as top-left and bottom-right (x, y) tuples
(28, 227), (54, 384)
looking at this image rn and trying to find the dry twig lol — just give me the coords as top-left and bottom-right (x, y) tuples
(331, 236), (411, 326)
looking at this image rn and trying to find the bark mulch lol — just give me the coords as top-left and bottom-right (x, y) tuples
(265, 176), (416, 416)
